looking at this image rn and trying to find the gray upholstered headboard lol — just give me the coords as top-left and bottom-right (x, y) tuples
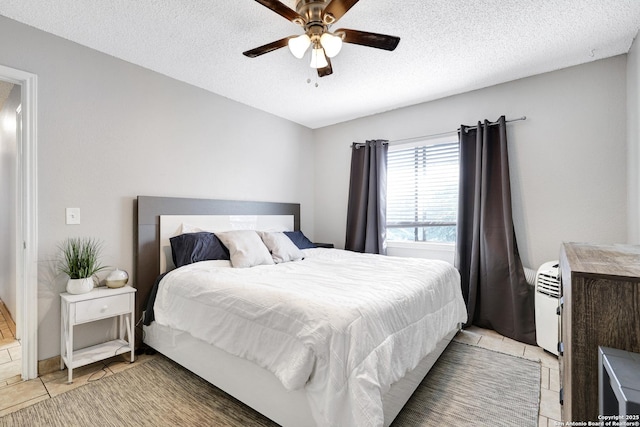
(135, 196), (301, 334)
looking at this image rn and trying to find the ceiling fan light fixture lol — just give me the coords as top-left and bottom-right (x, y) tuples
(310, 47), (328, 69)
(246, 0), (401, 77)
(288, 34), (311, 59)
(320, 32), (343, 58)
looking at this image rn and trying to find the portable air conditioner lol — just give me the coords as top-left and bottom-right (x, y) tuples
(534, 261), (560, 355)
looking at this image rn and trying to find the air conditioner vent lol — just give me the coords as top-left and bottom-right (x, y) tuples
(536, 263), (560, 298)
(534, 260), (560, 355)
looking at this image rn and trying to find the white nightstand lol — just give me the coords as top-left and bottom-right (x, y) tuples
(60, 286), (136, 383)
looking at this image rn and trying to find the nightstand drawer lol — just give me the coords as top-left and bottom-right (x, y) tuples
(75, 294), (131, 323)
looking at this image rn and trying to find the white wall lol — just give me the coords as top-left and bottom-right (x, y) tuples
(0, 84), (20, 319)
(0, 16), (314, 360)
(0, 14), (633, 361)
(628, 32), (640, 244)
(313, 56), (629, 270)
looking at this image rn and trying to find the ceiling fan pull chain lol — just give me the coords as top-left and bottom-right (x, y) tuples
(305, 74), (319, 88)
(306, 50), (319, 87)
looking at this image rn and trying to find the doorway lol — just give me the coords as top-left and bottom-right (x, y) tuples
(0, 81), (21, 380)
(0, 65), (38, 380)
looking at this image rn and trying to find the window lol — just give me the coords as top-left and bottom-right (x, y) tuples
(386, 137), (460, 243)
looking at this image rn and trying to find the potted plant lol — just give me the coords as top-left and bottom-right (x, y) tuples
(58, 237), (107, 294)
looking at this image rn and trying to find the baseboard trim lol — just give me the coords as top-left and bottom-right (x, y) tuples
(38, 356), (61, 376)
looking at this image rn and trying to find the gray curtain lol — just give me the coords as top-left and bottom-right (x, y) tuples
(345, 140), (388, 254)
(455, 116), (536, 345)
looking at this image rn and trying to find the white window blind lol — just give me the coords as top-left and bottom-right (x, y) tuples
(386, 140), (460, 243)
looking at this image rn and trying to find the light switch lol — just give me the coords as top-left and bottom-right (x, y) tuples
(66, 208), (80, 225)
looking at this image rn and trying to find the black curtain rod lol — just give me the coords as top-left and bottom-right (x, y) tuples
(352, 116), (527, 148)
(459, 116), (527, 133)
(372, 116), (527, 147)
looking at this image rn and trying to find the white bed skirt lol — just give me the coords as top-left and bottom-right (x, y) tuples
(143, 322), (458, 427)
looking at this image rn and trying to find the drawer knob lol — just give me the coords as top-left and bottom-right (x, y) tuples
(101, 305), (108, 312)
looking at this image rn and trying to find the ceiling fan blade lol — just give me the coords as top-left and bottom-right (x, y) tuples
(243, 37), (290, 58)
(253, 0), (303, 23)
(318, 55), (333, 77)
(337, 28), (400, 51)
(323, 0), (360, 23)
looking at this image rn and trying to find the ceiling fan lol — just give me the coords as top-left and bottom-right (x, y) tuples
(243, 0), (401, 77)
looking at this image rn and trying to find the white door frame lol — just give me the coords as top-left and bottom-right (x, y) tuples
(0, 64), (38, 380)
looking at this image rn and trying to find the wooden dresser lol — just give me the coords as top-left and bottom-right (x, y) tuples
(559, 243), (640, 422)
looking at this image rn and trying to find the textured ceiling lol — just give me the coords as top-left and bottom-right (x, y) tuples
(1, 0), (639, 129)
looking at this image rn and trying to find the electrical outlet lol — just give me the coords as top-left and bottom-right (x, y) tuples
(65, 208), (80, 225)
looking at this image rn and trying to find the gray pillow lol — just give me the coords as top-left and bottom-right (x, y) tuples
(216, 230), (274, 268)
(258, 231), (305, 263)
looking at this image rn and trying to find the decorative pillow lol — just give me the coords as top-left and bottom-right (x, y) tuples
(284, 231), (317, 249)
(258, 231), (305, 263)
(181, 223), (205, 234)
(170, 232), (230, 268)
(216, 230), (275, 268)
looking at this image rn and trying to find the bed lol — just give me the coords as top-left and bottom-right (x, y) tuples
(136, 196), (467, 427)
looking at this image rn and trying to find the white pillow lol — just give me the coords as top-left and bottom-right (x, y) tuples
(181, 223), (204, 234)
(216, 230), (274, 268)
(258, 231), (305, 263)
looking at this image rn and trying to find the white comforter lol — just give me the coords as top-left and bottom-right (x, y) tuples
(153, 248), (467, 427)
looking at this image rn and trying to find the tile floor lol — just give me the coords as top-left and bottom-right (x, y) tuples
(0, 301), (21, 392)
(0, 325), (561, 425)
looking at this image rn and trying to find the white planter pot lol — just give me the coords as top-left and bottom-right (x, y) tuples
(66, 277), (94, 294)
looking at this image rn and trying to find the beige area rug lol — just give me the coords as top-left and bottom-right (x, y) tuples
(2, 342), (540, 426)
(391, 342), (540, 426)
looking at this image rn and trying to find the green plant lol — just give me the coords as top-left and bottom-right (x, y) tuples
(58, 237), (107, 279)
